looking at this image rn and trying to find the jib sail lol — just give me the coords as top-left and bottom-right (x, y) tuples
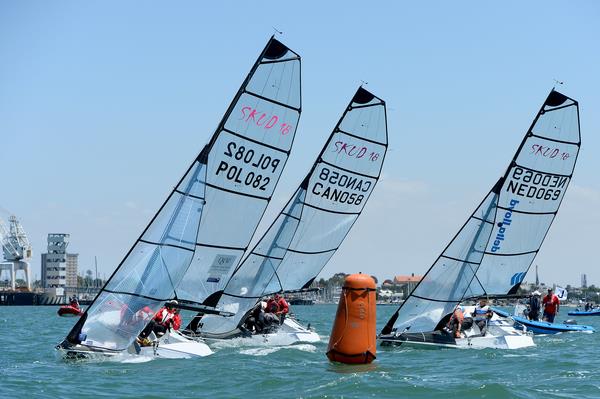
(63, 37), (302, 351)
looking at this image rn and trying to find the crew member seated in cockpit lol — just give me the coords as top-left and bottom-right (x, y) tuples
(471, 298), (493, 335)
(137, 300), (181, 345)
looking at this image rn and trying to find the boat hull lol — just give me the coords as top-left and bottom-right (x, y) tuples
(56, 330), (213, 360)
(493, 308), (594, 334)
(379, 331), (534, 350)
(57, 305), (83, 317)
(198, 317), (320, 347)
(567, 310), (600, 316)
(379, 310), (535, 350)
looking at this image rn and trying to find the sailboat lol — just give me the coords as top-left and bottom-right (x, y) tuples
(379, 89), (581, 349)
(56, 36), (302, 359)
(184, 87), (388, 345)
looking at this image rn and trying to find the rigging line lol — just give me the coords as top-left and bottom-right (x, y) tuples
(439, 254), (481, 265)
(138, 239), (195, 253)
(260, 57), (300, 65)
(285, 247), (337, 255)
(204, 181), (271, 201)
(174, 189), (205, 201)
(528, 133), (580, 146)
(483, 249), (538, 257)
(253, 252), (286, 261)
(411, 294), (460, 303)
(243, 89), (300, 112)
(318, 158), (379, 179)
(221, 128), (290, 154)
(496, 205), (556, 216)
(472, 215), (494, 224)
(103, 289), (172, 303)
(335, 127), (388, 147)
(512, 162), (572, 178)
(281, 211), (301, 221)
(541, 102), (574, 113)
(301, 201), (361, 215)
(195, 242), (246, 251)
(349, 102), (383, 110)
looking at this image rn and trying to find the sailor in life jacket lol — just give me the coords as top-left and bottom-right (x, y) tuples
(471, 298), (493, 336)
(138, 300), (182, 341)
(69, 296), (80, 310)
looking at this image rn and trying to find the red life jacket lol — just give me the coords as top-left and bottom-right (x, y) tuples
(277, 297), (289, 314)
(265, 299), (278, 313)
(153, 308), (181, 330)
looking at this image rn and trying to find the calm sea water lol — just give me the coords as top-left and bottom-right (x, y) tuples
(1, 305), (599, 399)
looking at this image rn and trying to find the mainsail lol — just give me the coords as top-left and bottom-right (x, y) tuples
(381, 90), (580, 335)
(64, 37), (302, 351)
(194, 87), (388, 335)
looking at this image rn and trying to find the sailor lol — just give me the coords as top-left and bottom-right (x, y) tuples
(471, 298), (493, 336)
(265, 296), (279, 313)
(447, 306), (464, 338)
(69, 296), (80, 310)
(528, 291), (541, 321)
(138, 300), (182, 343)
(542, 288), (560, 323)
(244, 302), (266, 333)
(274, 293), (289, 324)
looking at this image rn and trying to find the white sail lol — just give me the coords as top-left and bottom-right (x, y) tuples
(382, 90), (580, 335)
(63, 37), (302, 352)
(196, 87), (388, 335)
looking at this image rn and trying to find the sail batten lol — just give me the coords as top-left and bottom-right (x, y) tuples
(63, 37), (302, 352)
(382, 90), (581, 335)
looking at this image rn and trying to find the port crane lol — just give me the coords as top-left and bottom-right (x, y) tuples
(0, 215), (32, 291)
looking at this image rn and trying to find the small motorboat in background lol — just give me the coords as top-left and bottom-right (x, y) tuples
(58, 296), (83, 317)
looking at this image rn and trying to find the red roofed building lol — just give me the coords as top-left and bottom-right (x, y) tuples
(394, 273), (423, 297)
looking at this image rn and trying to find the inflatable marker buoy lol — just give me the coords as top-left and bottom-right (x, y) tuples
(326, 273), (376, 364)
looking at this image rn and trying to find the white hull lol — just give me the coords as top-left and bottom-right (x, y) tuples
(379, 308), (535, 350)
(203, 317), (320, 347)
(57, 329), (213, 360)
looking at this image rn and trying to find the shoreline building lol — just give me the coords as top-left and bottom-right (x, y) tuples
(41, 234), (78, 297)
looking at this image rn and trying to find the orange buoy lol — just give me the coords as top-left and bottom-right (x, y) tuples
(326, 273), (377, 364)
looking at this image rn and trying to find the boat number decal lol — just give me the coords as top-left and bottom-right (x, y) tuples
(310, 166), (373, 206)
(506, 167), (568, 201)
(207, 254), (237, 283)
(240, 106), (292, 135)
(530, 143), (570, 161)
(215, 142), (282, 191)
(332, 141), (380, 162)
(491, 199), (518, 253)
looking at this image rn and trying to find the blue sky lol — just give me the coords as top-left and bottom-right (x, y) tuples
(1, 1), (599, 286)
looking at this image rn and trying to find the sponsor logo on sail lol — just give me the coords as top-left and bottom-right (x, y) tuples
(510, 271), (526, 285)
(490, 198), (519, 253)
